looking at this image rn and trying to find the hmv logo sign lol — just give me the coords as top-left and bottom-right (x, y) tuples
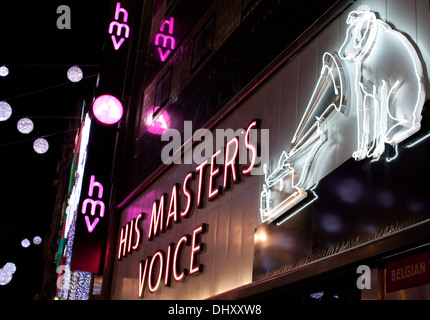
(108, 2), (130, 50)
(155, 17), (176, 61)
(81, 175), (106, 233)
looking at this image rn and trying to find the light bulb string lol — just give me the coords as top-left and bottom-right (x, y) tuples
(0, 127), (79, 148)
(12, 115), (82, 119)
(1, 73), (98, 102)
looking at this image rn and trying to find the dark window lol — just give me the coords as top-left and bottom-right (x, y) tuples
(154, 68), (172, 109)
(191, 15), (215, 72)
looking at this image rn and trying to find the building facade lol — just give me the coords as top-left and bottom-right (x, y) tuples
(51, 0), (430, 300)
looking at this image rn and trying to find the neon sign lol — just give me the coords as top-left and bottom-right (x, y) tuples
(109, 2), (130, 51)
(138, 224), (206, 297)
(92, 94), (124, 125)
(144, 106), (170, 135)
(339, 10), (425, 161)
(154, 17), (175, 61)
(260, 9), (426, 224)
(117, 121), (261, 297)
(81, 175), (105, 233)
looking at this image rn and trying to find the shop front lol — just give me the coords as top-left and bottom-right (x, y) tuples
(108, 0), (430, 300)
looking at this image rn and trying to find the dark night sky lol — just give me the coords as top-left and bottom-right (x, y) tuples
(0, 1), (112, 299)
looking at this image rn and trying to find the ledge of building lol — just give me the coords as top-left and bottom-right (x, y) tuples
(209, 218), (430, 300)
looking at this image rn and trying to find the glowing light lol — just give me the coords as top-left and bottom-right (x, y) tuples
(0, 101), (12, 121)
(195, 160), (208, 208)
(3, 263), (16, 275)
(260, 9), (426, 224)
(189, 225), (205, 275)
(339, 10), (425, 161)
(67, 66), (83, 82)
(405, 132), (430, 148)
(109, 2), (130, 51)
(242, 120), (258, 175)
(33, 138), (49, 154)
(17, 117), (34, 134)
(21, 238), (31, 248)
(92, 94), (123, 125)
(180, 172), (194, 218)
(223, 137), (240, 189)
(260, 52), (346, 224)
(166, 184), (179, 229)
(0, 65), (9, 77)
(208, 149), (222, 200)
(0, 269), (12, 286)
(155, 17), (175, 61)
(145, 107), (170, 135)
(33, 236), (42, 245)
(0, 262), (17, 286)
(173, 236), (189, 282)
(148, 251), (164, 293)
(81, 175), (105, 233)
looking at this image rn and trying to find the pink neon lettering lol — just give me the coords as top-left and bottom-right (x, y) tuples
(155, 34), (175, 49)
(208, 149), (222, 200)
(111, 35), (125, 50)
(109, 21), (130, 37)
(164, 244), (173, 286)
(148, 195), (166, 240)
(166, 184), (179, 229)
(138, 258), (149, 298)
(242, 120), (258, 175)
(190, 225), (205, 275)
(81, 175), (105, 233)
(195, 160), (207, 208)
(223, 137), (240, 189)
(155, 17), (175, 61)
(132, 213), (142, 250)
(114, 2), (128, 22)
(84, 216), (99, 233)
(109, 2), (130, 51)
(127, 219), (134, 253)
(88, 175), (103, 198)
(118, 224), (129, 260)
(160, 17), (174, 34)
(82, 198), (105, 217)
(157, 47), (171, 62)
(181, 172), (194, 217)
(148, 251), (164, 293)
(174, 236), (189, 282)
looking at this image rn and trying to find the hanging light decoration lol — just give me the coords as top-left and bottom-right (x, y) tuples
(17, 117), (34, 134)
(33, 138), (49, 154)
(0, 65), (9, 77)
(21, 238), (31, 248)
(0, 262), (16, 286)
(0, 269), (12, 286)
(33, 236), (42, 245)
(0, 101), (12, 121)
(3, 263), (16, 275)
(67, 66), (83, 82)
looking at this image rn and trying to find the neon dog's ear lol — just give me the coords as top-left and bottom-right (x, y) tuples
(346, 11), (360, 25)
(349, 11), (377, 61)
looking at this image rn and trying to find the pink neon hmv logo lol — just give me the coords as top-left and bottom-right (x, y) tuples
(108, 2), (130, 50)
(81, 175), (105, 233)
(155, 17), (175, 61)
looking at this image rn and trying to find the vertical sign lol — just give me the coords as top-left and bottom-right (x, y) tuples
(70, 0), (137, 274)
(70, 122), (118, 274)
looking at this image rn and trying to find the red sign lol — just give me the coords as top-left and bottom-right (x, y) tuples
(386, 250), (430, 293)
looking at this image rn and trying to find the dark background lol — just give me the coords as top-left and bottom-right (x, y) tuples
(0, 1), (111, 299)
